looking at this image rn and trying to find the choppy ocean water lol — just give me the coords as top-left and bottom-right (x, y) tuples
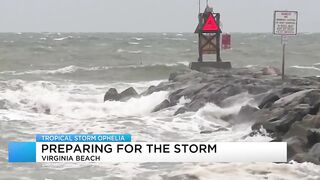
(1, 33), (320, 180)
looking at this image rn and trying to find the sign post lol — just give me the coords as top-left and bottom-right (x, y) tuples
(273, 11), (298, 80)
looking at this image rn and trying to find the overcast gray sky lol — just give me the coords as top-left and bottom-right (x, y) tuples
(0, 0), (318, 32)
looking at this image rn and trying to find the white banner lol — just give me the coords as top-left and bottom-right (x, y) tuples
(36, 142), (287, 163)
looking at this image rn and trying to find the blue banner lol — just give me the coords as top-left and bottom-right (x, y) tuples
(8, 142), (36, 163)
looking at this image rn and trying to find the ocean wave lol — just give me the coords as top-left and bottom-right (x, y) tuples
(290, 65), (320, 71)
(131, 37), (143, 41)
(128, 42), (140, 45)
(193, 93), (257, 135)
(245, 65), (258, 68)
(0, 62), (189, 76)
(128, 50), (142, 54)
(164, 37), (187, 41)
(117, 49), (142, 54)
(0, 81), (168, 118)
(53, 36), (73, 41)
(168, 162), (320, 180)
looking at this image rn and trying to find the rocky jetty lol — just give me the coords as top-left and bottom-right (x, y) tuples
(104, 67), (320, 164)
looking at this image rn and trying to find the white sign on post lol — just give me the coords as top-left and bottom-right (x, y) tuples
(273, 11), (298, 36)
(273, 10), (298, 81)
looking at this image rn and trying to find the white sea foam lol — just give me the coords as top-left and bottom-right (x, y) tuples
(131, 37), (144, 41)
(290, 65), (320, 71)
(168, 162), (320, 180)
(0, 80), (168, 119)
(53, 36), (73, 41)
(164, 37), (187, 41)
(117, 49), (142, 54)
(0, 62), (189, 76)
(117, 48), (125, 53)
(128, 42), (140, 45)
(245, 64), (258, 68)
(128, 50), (143, 54)
(16, 65), (80, 75)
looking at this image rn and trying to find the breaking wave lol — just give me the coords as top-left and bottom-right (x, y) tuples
(290, 65), (320, 71)
(0, 62), (189, 76)
(0, 80), (168, 119)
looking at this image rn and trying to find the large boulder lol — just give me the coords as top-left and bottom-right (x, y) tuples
(301, 115), (320, 128)
(140, 82), (179, 96)
(174, 107), (188, 116)
(152, 99), (172, 112)
(286, 137), (307, 159)
(281, 87), (303, 95)
(237, 105), (259, 122)
(308, 143), (320, 163)
(262, 111), (304, 135)
(104, 87), (139, 102)
(292, 153), (320, 164)
(307, 129), (320, 148)
(119, 87), (139, 101)
(309, 143), (320, 157)
(104, 88), (120, 101)
(262, 66), (281, 76)
(258, 93), (280, 109)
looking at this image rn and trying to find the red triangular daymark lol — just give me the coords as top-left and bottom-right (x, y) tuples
(202, 13), (219, 32)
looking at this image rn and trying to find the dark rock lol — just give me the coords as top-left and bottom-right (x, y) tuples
(281, 87), (303, 95)
(152, 99), (172, 112)
(251, 108), (286, 131)
(286, 137), (307, 159)
(309, 143), (320, 157)
(301, 115), (320, 128)
(141, 85), (156, 96)
(262, 66), (281, 76)
(169, 72), (179, 81)
(174, 107), (188, 116)
(141, 82), (178, 96)
(200, 130), (213, 134)
(183, 98), (207, 113)
(44, 108), (51, 115)
(262, 111), (304, 135)
(247, 85), (271, 94)
(293, 104), (311, 116)
(289, 78), (317, 86)
(119, 87), (139, 101)
(274, 89), (315, 107)
(307, 129), (320, 148)
(292, 153), (320, 164)
(237, 105), (259, 122)
(258, 93), (280, 109)
(310, 101), (320, 115)
(104, 88), (120, 101)
(206, 84), (243, 105)
(200, 127), (228, 134)
(168, 89), (185, 104)
(284, 121), (310, 142)
(31, 106), (51, 115)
